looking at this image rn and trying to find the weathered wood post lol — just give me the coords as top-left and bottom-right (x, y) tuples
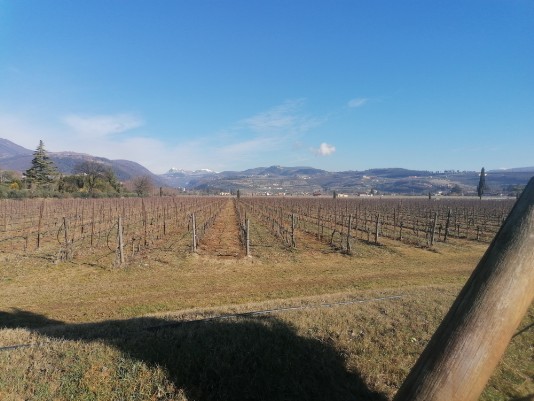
(90, 201), (95, 248)
(37, 200), (44, 249)
(3, 199), (7, 232)
(246, 218), (250, 256)
(393, 208), (397, 239)
(317, 207), (322, 240)
(291, 213), (296, 248)
(374, 213), (380, 244)
(443, 209), (451, 242)
(117, 216), (125, 265)
(346, 214), (352, 254)
(430, 212), (438, 246)
(191, 213), (197, 253)
(163, 207), (167, 236)
(142, 199), (148, 247)
(394, 177), (534, 401)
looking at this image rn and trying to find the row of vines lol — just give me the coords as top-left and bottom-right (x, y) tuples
(236, 197), (516, 254)
(0, 197), (226, 266)
(1, 196), (516, 265)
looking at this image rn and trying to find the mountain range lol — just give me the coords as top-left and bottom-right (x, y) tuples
(0, 138), (163, 184)
(160, 165), (533, 196)
(1, 138), (532, 195)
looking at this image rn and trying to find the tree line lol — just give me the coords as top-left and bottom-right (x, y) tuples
(0, 140), (155, 198)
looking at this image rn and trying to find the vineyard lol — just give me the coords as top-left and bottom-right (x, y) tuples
(1, 195), (532, 401)
(237, 196), (514, 253)
(0, 195), (515, 266)
(0, 197), (226, 266)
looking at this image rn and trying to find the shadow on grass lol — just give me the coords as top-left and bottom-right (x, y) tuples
(0, 308), (64, 329)
(1, 309), (387, 401)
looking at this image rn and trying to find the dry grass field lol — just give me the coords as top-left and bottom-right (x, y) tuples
(0, 198), (532, 400)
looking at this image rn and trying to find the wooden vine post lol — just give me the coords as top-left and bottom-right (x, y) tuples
(63, 216), (69, 247)
(117, 216), (125, 266)
(291, 213), (296, 248)
(346, 214), (352, 254)
(37, 200), (44, 249)
(246, 218), (250, 257)
(90, 201), (95, 248)
(430, 212), (438, 246)
(191, 213), (197, 253)
(374, 213), (380, 244)
(443, 209), (451, 242)
(394, 177), (534, 401)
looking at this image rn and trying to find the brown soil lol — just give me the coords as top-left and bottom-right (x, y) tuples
(197, 199), (245, 258)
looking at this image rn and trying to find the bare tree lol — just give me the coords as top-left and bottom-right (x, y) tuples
(133, 175), (153, 197)
(73, 161), (121, 194)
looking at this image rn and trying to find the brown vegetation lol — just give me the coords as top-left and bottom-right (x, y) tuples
(0, 196), (531, 400)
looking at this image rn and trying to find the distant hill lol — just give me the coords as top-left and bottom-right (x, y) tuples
(0, 138), (163, 185)
(0, 138), (33, 158)
(2, 138), (532, 195)
(490, 167), (534, 173)
(160, 165), (533, 196)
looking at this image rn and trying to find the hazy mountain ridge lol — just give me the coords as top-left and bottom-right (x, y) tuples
(0, 138), (163, 184)
(161, 166), (533, 195)
(1, 138), (532, 194)
(490, 167), (534, 173)
(0, 139), (33, 159)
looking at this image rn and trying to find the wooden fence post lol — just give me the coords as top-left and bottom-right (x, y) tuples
(394, 177), (534, 401)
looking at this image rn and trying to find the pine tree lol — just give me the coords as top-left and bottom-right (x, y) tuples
(477, 167), (487, 199)
(24, 140), (58, 188)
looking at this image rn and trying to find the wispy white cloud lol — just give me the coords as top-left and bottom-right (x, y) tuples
(0, 114), (58, 150)
(348, 98), (368, 108)
(240, 99), (322, 134)
(219, 136), (283, 156)
(210, 99), (326, 167)
(314, 142), (336, 156)
(0, 113), (164, 170)
(62, 113), (143, 137)
(0, 100), (327, 174)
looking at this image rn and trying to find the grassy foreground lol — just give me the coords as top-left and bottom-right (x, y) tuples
(0, 238), (532, 400)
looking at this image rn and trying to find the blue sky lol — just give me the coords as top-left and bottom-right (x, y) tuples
(0, 1), (532, 173)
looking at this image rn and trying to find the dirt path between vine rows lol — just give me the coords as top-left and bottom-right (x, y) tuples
(198, 199), (244, 258)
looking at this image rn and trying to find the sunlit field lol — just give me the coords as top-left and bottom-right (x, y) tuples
(0, 196), (532, 400)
